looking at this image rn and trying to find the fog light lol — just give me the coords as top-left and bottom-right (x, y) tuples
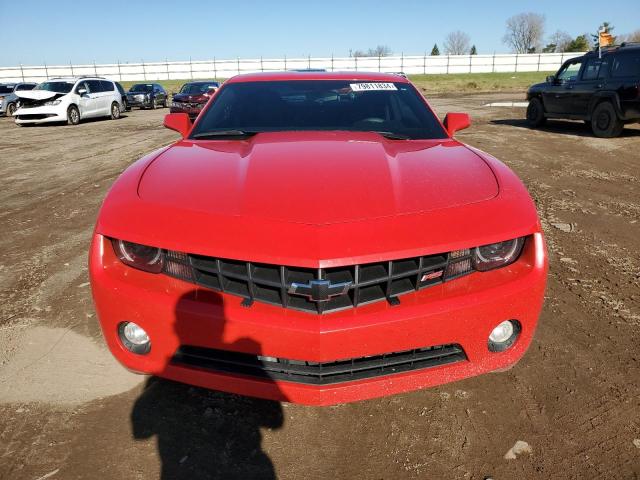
(488, 320), (520, 352)
(118, 322), (151, 354)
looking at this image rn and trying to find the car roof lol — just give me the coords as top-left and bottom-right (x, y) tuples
(583, 43), (640, 59)
(225, 71), (411, 84)
(47, 76), (109, 82)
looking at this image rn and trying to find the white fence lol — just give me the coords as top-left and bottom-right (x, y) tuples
(0, 52), (585, 83)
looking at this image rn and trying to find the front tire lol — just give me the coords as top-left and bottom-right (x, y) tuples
(162, 97), (168, 108)
(591, 102), (623, 138)
(150, 97), (156, 110)
(526, 98), (546, 127)
(7, 102), (17, 116)
(110, 102), (121, 120)
(67, 105), (80, 125)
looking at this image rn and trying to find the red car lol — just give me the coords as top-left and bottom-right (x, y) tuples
(90, 72), (548, 405)
(169, 80), (219, 120)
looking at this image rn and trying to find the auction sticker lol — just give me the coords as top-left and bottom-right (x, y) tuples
(350, 83), (397, 92)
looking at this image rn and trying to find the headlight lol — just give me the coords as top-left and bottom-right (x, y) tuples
(445, 237), (525, 279)
(44, 99), (62, 106)
(112, 239), (164, 273)
(472, 237), (524, 271)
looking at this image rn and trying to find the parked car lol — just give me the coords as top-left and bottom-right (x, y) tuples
(14, 77), (123, 126)
(115, 82), (128, 112)
(126, 83), (167, 110)
(90, 71), (548, 406)
(526, 42), (640, 137)
(0, 82), (37, 116)
(170, 80), (219, 119)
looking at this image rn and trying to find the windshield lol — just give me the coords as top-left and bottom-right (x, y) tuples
(190, 80), (447, 140)
(130, 84), (153, 92)
(34, 81), (74, 93)
(0, 85), (14, 94)
(180, 82), (218, 94)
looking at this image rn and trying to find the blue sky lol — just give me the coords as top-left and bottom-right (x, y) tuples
(1, 0), (638, 66)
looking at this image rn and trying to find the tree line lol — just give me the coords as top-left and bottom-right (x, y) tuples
(502, 14), (639, 54)
(350, 16), (639, 57)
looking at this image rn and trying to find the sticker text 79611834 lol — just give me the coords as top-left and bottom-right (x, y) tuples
(350, 83), (398, 92)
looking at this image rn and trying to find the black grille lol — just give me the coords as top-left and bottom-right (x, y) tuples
(171, 344), (466, 385)
(163, 249), (473, 314)
(16, 114), (56, 120)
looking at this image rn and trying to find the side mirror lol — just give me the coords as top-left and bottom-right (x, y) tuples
(443, 112), (471, 137)
(163, 113), (192, 138)
(77, 88), (87, 95)
(546, 75), (556, 83)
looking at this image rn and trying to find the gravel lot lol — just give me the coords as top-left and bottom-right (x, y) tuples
(1, 98), (639, 480)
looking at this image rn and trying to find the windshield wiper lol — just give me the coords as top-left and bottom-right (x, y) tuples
(192, 129), (260, 139)
(373, 131), (411, 140)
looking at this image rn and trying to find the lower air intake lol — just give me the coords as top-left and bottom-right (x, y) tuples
(171, 343), (467, 385)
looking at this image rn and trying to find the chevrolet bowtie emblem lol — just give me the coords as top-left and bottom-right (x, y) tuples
(288, 279), (352, 302)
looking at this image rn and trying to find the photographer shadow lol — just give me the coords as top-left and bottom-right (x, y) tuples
(131, 290), (284, 480)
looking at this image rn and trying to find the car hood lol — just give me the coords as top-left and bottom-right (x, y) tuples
(15, 90), (59, 100)
(528, 81), (548, 93)
(138, 131), (498, 225)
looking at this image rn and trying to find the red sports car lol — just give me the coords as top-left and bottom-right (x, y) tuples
(90, 72), (548, 405)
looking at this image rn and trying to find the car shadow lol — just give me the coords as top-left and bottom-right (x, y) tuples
(13, 115), (130, 127)
(491, 118), (640, 138)
(130, 290), (285, 480)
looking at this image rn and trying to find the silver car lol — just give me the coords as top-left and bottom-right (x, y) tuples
(0, 82), (37, 116)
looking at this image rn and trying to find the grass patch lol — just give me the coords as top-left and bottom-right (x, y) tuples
(120, 71), (554, 95)
(408, 71), (554, 95)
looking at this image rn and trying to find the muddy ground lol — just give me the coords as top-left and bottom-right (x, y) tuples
(0, 96), (639, 480)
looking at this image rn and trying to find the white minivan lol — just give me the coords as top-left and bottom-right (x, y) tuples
(14, 76), (123, 126)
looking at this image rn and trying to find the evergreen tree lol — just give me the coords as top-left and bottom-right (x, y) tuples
(430, 43), (440, 56)
(470, 45), (477, 55)
(565, 35), (590, 52)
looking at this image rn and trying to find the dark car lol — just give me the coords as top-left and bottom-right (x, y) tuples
(126, 83), (168, 110)
(0, 82), (37, 116)
(115, 82), (128, 112)
(170, 80), (219, 119)
(526, 43), (640, 137)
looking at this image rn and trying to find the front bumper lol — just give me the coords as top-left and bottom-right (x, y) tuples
(127, 96), (152, 108)
(15, 105), (66, 124)
(170, 103), (203, 118)
(90, 233), (547, 405)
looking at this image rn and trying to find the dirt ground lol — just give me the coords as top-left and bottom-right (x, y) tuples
(0, 97), (639, 480)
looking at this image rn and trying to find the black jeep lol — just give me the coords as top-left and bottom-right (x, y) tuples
(526, 43), (640, 137)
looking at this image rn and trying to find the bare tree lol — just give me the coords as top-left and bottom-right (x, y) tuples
(503, 12), (545, 53)
(548, 30), (572, 52)
(351, 45), (392, 57)
(367, 45), (393, 57)
(616, 29), (640, 44)
(443, 31), (471, 55)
